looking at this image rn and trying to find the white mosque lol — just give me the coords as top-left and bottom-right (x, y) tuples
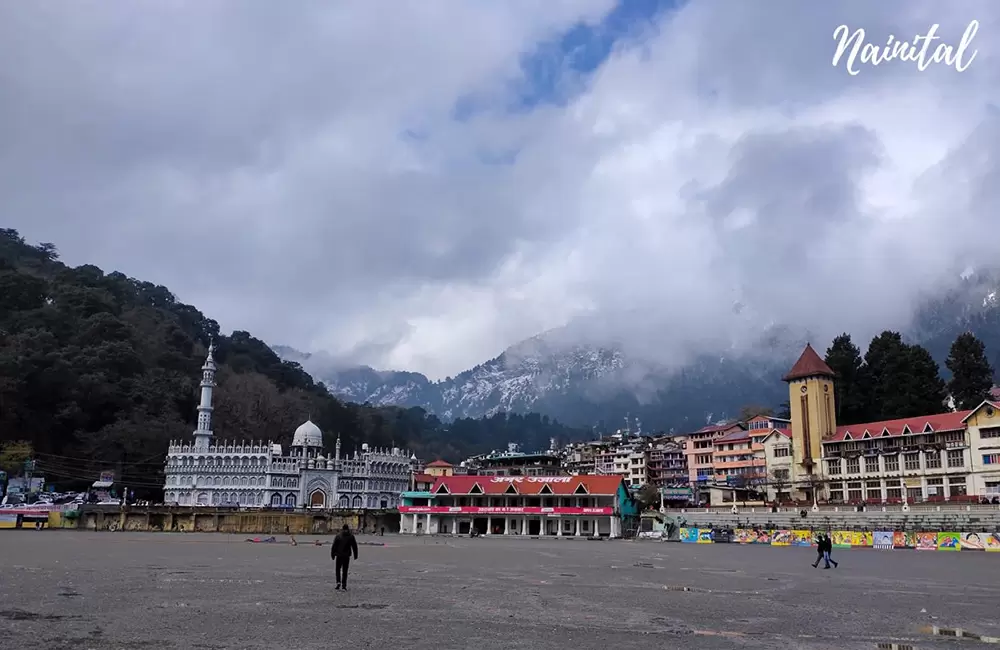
(162, 343), (415, 509)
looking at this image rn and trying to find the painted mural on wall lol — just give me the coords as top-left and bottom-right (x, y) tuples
(937, 532), (961, 551)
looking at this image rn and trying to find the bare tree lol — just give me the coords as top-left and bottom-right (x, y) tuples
(800, 473), (827, 505)
(767, 469), (791, 504)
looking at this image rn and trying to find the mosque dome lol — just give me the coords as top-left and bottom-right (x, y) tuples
(292, 420), (323, 448)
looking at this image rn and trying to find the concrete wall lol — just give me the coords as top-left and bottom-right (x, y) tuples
(64, 507), (399, 535)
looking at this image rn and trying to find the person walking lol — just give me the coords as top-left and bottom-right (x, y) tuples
(331, 524), (359, 591)
(811, 533), (826, 568)
(822, 534), (838, 569)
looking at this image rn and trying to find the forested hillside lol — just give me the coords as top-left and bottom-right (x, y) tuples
(0, 229), (588, 496)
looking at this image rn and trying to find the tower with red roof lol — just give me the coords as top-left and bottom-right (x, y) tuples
(783, 343), (837, 501)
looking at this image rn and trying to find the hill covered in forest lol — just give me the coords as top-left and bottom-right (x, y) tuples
(0, 229), (589, 496)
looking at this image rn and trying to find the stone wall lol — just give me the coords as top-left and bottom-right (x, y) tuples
(67, 507), (400, 535)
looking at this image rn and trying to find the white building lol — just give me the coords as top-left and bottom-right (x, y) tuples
(162, 343), (414, 509)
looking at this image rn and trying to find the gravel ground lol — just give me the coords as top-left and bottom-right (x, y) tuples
(1, 531), (998, 649)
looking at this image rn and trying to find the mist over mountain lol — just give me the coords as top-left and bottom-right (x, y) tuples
(275, 270), (1000, 433)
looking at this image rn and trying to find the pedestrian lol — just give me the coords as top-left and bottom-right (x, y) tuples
(331, 524), (359, 591)
(380, 526), (385, 536)
(811, 533), (825, 568)
(823, 534), (838, 569)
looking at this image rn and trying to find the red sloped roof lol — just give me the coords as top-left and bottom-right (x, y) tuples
(714, 429), (751, 444)
(782, 343), (836, 382)
(692, 422), (742, 435)
(412, 473), (436, 483)
(429, 474), (626, 496)
(828, 410), (971, 442)
(425, 460), (453, 468)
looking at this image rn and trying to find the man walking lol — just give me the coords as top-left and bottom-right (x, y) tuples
(331, 524), (359, 591)
(811, 533), (826, 568)
(823, 534), (838, 569)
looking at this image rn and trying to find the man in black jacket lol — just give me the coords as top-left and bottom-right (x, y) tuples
(331, 524), (359, 590)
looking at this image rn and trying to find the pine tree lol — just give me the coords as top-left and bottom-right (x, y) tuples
(824, 333), (869, 424)
(946, 332), (995, 409)
(864, 332), (947, 419)
(903, 344), (948, 416)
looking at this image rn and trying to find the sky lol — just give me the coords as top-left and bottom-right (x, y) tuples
(2, 0), (1000, 380)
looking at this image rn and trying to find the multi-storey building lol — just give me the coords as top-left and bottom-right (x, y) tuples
(646, 436), (688, 486)
(465, 443), (565, 477)
(398, 474), (640, 537)
(163, 344), (413, 509)
(782, 343), (1000, 504)
(685, 422), (744, 485)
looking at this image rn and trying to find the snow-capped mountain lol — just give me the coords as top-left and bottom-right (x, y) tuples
(274, 271), (1000, 432)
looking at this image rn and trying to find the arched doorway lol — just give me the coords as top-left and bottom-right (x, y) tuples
(309, 490), (326, 508)
(270, 493), (282, 507)
(197, 492), (209, 506)
(339, 495), (349, 508)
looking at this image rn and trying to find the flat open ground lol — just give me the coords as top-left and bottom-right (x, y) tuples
(2, 532), (999, 650)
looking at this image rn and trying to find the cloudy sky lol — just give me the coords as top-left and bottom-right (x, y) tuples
(3, 0), (999, 379)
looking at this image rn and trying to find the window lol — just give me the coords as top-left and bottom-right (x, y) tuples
(948, 476), (967, 497)
(826, 459), (841, 475)
(984, 454), (1000, 465)
(947, 450), (965, 468)
(904, 453), (920, 471)
(926, 477), (944, 498)
(906, 487), (922, 502)
(980, 427), (1000, 440)
(862, 456), (876, 473)
(925, 451), (942, 469)
(886, 487), (902, 499)
(829, 489), (844, 502)
(847, 482), (863, 501)
(865, 480), (881, 501)
(846, 458), (860, 474)
(884, 456), (899, 472)
(774, 447), (790, 458)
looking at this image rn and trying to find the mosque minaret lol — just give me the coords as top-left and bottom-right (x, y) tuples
(163, 344), (414, 509)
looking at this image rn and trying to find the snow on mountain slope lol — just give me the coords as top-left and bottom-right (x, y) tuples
(273, 271), (1000, 431)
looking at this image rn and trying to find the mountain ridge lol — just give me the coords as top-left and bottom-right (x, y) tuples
(276, 271), (1000, 433)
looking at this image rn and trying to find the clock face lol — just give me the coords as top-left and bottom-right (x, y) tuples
(800, 385), (808, 394)
(823, 384), (829, 392)
(987, 406), (995, 417)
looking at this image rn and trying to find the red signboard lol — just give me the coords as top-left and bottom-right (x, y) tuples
(398, 506), (613, 515)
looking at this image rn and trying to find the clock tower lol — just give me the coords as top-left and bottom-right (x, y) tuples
(783, 344), (837, 495)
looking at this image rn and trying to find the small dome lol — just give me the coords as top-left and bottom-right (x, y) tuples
(292, 420), (323, 448)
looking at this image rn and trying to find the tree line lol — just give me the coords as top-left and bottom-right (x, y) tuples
(0, 229), (589, 497)
(824, 330), (995, 425)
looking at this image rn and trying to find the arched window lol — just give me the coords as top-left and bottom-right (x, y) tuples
(284, 494), (296, 507)
(309, 491), (326, 508)
(271, 493), (282, 507)
(352, 495), (363, 509)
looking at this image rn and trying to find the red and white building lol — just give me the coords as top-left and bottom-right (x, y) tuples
(398, 474), (639, 538)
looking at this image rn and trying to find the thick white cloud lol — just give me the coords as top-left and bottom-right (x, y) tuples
(3, 0), (999, 379)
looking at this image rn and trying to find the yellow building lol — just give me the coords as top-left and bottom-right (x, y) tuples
(782, 343), (837, 502)
(783, 343), (1000, 505)
(423, 460), (455, 477)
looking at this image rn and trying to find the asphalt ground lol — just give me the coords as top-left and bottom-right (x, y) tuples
(1, 531), (998, 650)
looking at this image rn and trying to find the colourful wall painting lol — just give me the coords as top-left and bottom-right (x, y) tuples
(792, 530), (813, 547)
(734, 529), (772, 544)
(916, 532), (938, 550)
(721, 528), (1000, 553)
(937, 532), (961, 551)
(697, 528), (714, 543)
(0, 514), (17, 529)
(959, 532), (986, 550)
(832, 531), (872, 548)
(771, 529), (793, 546)
(873, 531), (893, 548)
(680, 527), (698, 543)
